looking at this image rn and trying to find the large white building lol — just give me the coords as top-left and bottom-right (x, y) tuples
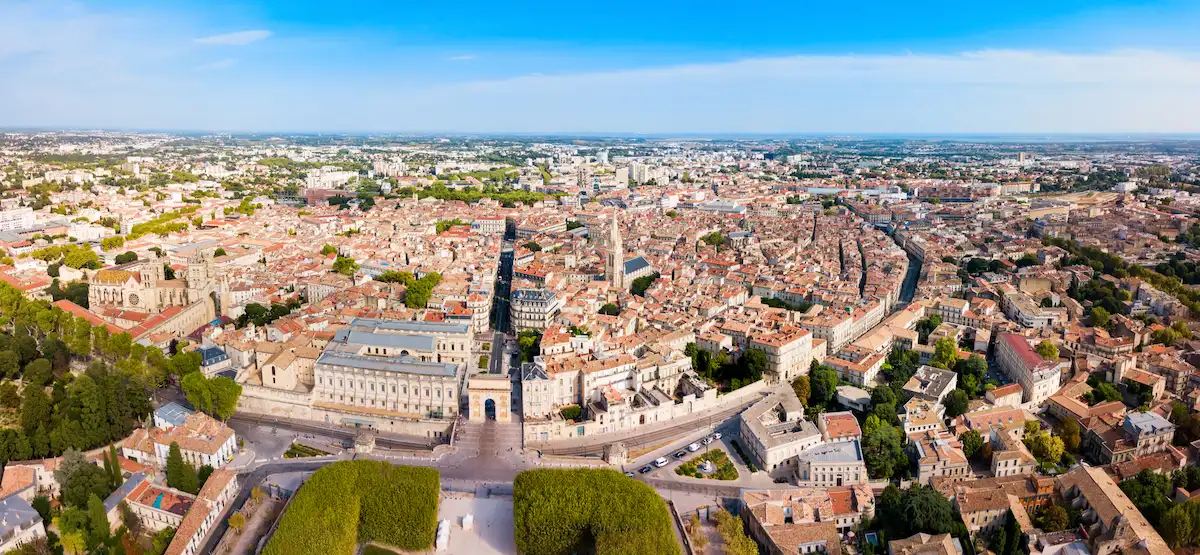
(995, 333), (1062, 406)
(311, 318), (469, 424)
(510, 288), (561, 331)
(123, 403), (238, 470)
(0, 207), (34, 232)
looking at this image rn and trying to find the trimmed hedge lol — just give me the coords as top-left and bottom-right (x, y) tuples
(514, 468), (681, 555)
(263, 461), (439, 555)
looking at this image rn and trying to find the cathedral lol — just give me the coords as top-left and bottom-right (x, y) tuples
(89, 249), (217, 314)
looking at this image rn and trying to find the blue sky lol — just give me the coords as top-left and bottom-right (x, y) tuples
(1, 0), (1200, 133)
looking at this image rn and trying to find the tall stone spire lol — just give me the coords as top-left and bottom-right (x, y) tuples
(606, 212), (624, 289)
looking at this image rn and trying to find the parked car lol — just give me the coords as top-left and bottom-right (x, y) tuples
(624, 471), (636, 477)
(653, 457), (669, 468)
(712, 432), (723, 440)
(700, 437), (714, 445)
(673, 450), (688, 459)
(687, 443), (700, 452)
(640, 465), (654, 474)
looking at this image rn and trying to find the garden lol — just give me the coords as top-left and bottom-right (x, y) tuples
(514, 468), (681, 555)
(675, 449), (739, 480)
(283, 442), (332, 458)
(262, 460), (440, 555)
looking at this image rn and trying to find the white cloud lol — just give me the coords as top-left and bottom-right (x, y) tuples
(445, 54), (477, 61)
(195, 58), (237, 71)
(195, 30), (272, 46)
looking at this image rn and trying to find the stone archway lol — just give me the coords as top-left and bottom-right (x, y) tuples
(467, 375), (512, 423)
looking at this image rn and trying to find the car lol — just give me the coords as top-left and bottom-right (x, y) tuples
(639, 465), (654, 474)
(653, 457), (669, 468)
(712, 432), (723, 440)
(701, 437), (714, 445)
(687, 443), (700, 452)
(624, 471), (636, 477)
(673, 450), (688, 459)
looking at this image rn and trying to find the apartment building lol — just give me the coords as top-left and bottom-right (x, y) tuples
(994, 333), (1061, 406)
(1084, 412), (1175, 465)
(123, 403), (237, 470)
(911, 430), (969, 486)
(742, 485), (874, 555)
(510, 288), (562, 331)
(750, 326), (814, 383)
(163, 470), (238, 555)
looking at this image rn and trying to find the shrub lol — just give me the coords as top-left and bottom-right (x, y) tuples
(730, 440), (758, 472)
(514, 468), (680, 555)
(263, 461), (439, 555)
(674, 450), (738, 481)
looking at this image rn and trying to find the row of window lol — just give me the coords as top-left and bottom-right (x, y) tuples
(317, 376), (454, 399)
(321, 392), (447, 414)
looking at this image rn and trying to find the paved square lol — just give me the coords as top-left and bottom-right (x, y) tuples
(438, 494), (517, 555)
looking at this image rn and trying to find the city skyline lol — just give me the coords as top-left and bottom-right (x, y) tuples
(3, 0), (1200, 133)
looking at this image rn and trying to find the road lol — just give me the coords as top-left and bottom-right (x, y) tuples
(227, 413), (436, 451)
(488, 330), (506, 374)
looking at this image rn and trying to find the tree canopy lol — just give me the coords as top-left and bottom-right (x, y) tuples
(514, 468), (680, 555)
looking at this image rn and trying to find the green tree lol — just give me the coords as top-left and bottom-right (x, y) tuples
(1023, 430), (1065, 465)
(229, 511), (247, 534)
(1037, 505), (1070, 532)
(114, 251), (138, 264)
(20, 385), (51, 434)
(791, 375), (811, 405)
(862, 416), (905, 479)
(1060, 419), (1081, 452)
(1091, 306), (1111, 328)
(809, 365), (839, 408)
(87, 493), (110, 544)
(1161, 503), (1195, 548)
(181, 372), (213, 415)
(1036, 340), (1059, 361)
(598, 303), (620, 316)
(931, 337), (958, 369)
(960, 429), (984, 459)
(213, 247), (227, 257)
(54, 449), (115, 508)
(320, 244), (337, 256)
(630, 272), (661, 296)
(944, 390), (969, 418)
(0, 382), (19, 409)
(166, 442), (199, 494)
(0, 350), (19, 379)
(108, 444), (123, 488)
(741, 349), (768, 382)
(332, 255), (359, 276)
(208, 376), (243, 421)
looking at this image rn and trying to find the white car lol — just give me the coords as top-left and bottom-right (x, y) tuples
(712, 432), (723, 440)
(653, 457), (669, 468)
(687, 443), (700, 452)
(700, 437), (714, 446)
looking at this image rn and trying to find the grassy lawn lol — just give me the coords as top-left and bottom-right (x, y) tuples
(675, 449), (738, 480)
(283, 442), (332, 458)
